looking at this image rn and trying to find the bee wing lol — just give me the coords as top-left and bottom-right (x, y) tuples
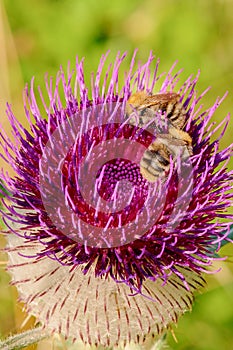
(143, 92), (180, 108)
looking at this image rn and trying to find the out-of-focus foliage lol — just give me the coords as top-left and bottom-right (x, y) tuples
(0, 0), (233, 349)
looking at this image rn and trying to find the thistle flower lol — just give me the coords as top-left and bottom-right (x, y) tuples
(0, 51), (233, 348)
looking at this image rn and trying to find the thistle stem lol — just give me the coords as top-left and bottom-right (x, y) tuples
(0, 326), (50, 350)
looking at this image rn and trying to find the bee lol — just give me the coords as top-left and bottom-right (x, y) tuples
(126, 91), (192, 182)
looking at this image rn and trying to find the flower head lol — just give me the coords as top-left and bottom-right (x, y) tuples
(1, 51), (233, 347)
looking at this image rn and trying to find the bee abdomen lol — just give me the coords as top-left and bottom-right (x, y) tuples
(140, 145), (170, 180)
(165, 102), (186, 129)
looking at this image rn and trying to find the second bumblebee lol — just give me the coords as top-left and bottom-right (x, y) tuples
(126, 91), (192, 182)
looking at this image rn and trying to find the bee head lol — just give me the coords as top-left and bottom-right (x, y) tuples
(125, 91), (148, 118)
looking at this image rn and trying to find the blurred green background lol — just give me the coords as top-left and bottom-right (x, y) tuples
(0, 0), (233, 349)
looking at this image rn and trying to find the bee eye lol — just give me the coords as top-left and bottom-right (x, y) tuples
(139, 108), (147, 116)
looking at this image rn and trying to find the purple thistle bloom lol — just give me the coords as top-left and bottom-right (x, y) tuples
(1, 51), (233, 347)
